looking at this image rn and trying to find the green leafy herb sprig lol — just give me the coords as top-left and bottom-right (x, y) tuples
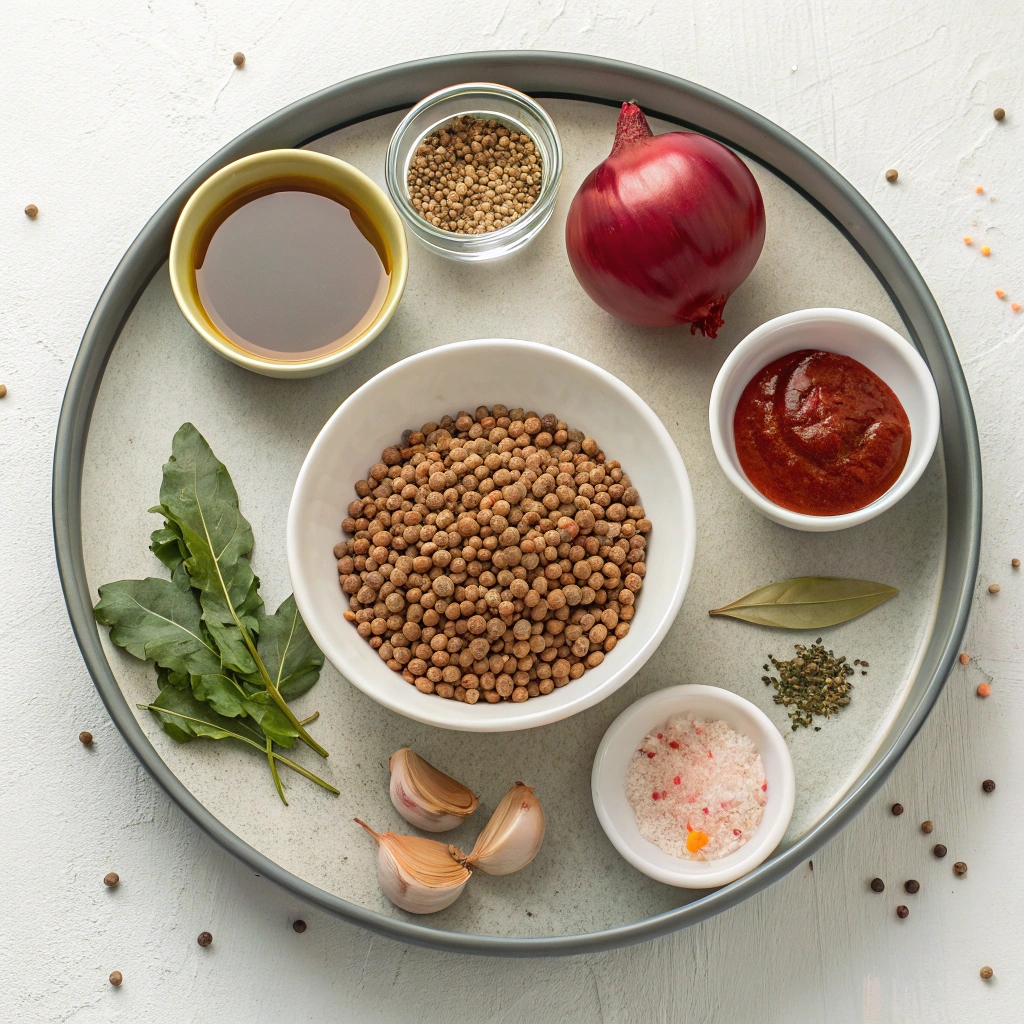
(94, 423), (337, 804)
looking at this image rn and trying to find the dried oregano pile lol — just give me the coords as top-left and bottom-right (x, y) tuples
(407, 116), (542, 233)
(334, 405), (651, 705)
(762, 639), (858, 729)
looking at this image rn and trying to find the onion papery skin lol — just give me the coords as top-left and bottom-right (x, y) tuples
(565, 103), (766, 337)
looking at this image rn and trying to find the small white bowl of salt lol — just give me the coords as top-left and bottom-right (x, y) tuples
(592, 685), (795, 888)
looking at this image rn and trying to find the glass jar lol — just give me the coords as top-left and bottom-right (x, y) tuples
(385, 83), (562, 262)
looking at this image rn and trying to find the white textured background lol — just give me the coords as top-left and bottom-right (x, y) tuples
(2, 2), (1021, 1021)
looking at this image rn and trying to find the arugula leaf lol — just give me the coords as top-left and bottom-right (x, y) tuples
(95, 577), (223, 679)
(156, 424), (263, 674)
(255, 595), (325, 702)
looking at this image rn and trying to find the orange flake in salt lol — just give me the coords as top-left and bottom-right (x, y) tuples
(686, 830), (710, 854)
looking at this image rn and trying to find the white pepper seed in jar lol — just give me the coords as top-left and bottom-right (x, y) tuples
(406, 116), (543, 234)
(334, 407), (652, 704)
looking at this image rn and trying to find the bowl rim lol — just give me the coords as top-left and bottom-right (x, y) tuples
(384, 82), (563, 249)
(591, 684), (796, 888)
(168, 149), (409, 378)
(286, 337), (696, 732)
(708, 307), (941, 531)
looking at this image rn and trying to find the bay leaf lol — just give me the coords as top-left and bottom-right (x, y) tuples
(709, 576), (898, 629)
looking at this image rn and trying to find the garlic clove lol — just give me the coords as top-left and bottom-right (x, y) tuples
(355, 819), (471, 914)
(388, 747), (479, 832)
(463, 782), (546, 876)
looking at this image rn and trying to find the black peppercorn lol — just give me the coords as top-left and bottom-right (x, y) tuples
(197, 931), (213, 947)
(982, 779), (995, 793)
(904, 879), (920, 894)
(870, 878), (885, 892)
(891, 803), (904, 815)
(954, 861), (968, 876)
(292, 920), (307, 933)
(896, 905), (909, 919)
(933, 844), (947, 858)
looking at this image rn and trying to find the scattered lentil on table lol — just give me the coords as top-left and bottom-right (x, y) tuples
(1012, 557), (1021, 568)
(981, 966), (994, 980)
(885, 168), (898, 182)
(103, 872), (119, 888)
(197, 931), (213, 947)
(959, 652), (970, 665)
(993, 107), (1005, 121)
(232, 51), (245, 67)
(108, 971), (122, 987)
(980, 245), (992, 257)
(977, 682), (991, 697)
(988, 583), (1000, 594)
(982, 779), (996, 793)
(407, 117), (542, 233)
(892, 803), (904, 816)
(953, 861), (968, 876)
(921, 820), (933, 834)
(896, 905), (909, 919)
(904, 879), (920, 894)
(934, 844), (947, 858)
(79, 730), (93, 746)
(24, 203), (38, 219)
(871, 877), (885, 892)
(334, 406), (650, 704)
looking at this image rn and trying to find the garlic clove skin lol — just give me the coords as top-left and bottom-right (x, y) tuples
(355, 819), (471, 914)
(464, 782), (546, 876)
(388, 747), (479, 832)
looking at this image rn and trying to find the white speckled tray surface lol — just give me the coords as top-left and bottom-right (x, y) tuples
(81, 100), (945, 939)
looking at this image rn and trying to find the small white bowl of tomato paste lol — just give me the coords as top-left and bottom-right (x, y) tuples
(708, 308), (940, 532)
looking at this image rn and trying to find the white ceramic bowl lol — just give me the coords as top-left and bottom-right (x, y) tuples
(709, 308), (940, 532)
(591, 685), (795, 888)
(288, 339), (696, 732)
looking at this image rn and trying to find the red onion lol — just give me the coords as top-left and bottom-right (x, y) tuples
(565, 102), (766, 337)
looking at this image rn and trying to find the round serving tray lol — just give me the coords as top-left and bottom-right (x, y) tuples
(54, 52), (980, 955)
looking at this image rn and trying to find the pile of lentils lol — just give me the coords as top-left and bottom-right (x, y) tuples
(334, 406), (651, 705)
(406, 116), (542, 233)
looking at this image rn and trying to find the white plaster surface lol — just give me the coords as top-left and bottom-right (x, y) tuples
(2, 2), (1022, 1020)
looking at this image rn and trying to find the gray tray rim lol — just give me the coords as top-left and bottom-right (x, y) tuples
(52, 50), (981, 956)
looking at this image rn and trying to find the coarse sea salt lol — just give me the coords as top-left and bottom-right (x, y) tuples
(625, 712), (767, 861)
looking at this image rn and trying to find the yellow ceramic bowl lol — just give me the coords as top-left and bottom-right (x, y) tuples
(169, 150), (408, 378)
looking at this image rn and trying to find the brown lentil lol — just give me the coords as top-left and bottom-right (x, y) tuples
(953, 860), (968, 876)
(870, 877), (885, 892)
(921, 820), (933, 834)
(24, 203), (38, 219)
(109, 971), (123, 986)
(933, 844), (947, 858)
(904, 879), (920, 894)
(79, 730), (93, 746)
(293, 919), (307, 933)
(896, 905), (909, 919)
(891, 803), (904, 816)
(980, 965), (994, 980)
(334, 407), (649, 704)
(103, 872), (119, 888)
(982, 778), (996, 793)
(885, 168), (898, 183)
(197, 931), (213, 947)
(407, 117), (542, 234)
(232, 51), (245, 67)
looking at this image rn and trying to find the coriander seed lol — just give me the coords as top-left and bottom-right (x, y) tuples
(885, 168), (898, 183)
(993, 108), (1005, 121)
(79, 730), (93, 746)
(921, 820), (933, 834)
(904, 879), (920, 894)
(870, 877), (885, 892)
(406, 116), (542, 234)
(934, 844), (947, 858)
(891, 803), (904, 816)
(103, 872), (119, 887)
(232, 51), (245, 67)
(980, 965), (994, 979)
(988, 583), (1000, 594)
(109, 971), (122, 987)
(24, 203), (38, 218)
(1012, 558), (1020, 568)
(953, 860), (968, 876)
(292, 919), (307, 933)
(896, 905), (909, 919)
(197, 931), (213, 947)
(982, 778), (995, 793)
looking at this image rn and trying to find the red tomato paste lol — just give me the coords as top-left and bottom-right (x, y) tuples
(733, 349), (911, 515)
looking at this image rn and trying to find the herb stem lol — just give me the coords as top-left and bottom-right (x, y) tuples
(138, 704), (338, 795)
(267, 737), (288, 805)
(298, 711), (320, 726)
